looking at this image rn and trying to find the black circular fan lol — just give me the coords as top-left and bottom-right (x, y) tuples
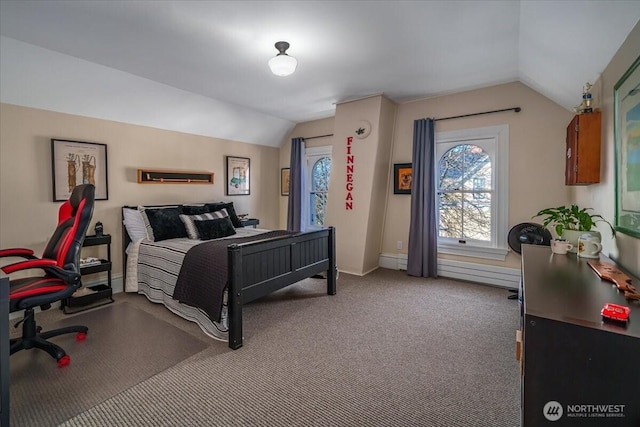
(507, 222), (552, 254)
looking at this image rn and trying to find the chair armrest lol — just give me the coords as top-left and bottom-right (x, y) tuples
(1, 259), (80, 285)
(47, 263), (81, 285)
(1, 258), (57, 274)
(0, 248), (36, 259)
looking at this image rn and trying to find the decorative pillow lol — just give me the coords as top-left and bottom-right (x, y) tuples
(139, 206), (188, 241)
(180, 210), (229, 239)
(137, 205), (178, 240)
(122, 208), (148, 242)
(181, 204), (210, 215)
(194, 216), (237, 240)
(206, 202), (242, 228)
(180, 210), (227, 240)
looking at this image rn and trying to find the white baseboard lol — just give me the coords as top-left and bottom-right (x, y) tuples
(111, 275), (124, 294)
(379, 253), (405, 270)
(379, 252), (520, 289)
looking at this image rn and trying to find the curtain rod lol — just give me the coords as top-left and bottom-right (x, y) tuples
(298, 107), (520, 140)
(433, 107), (521, 122)
(302, 134), (334, 141)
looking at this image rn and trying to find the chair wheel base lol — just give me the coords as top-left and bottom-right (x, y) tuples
(10, 308), (88, 365)
(57, 355), (71, 367)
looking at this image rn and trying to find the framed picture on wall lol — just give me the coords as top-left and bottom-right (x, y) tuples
(51, 139), (109, 202)
(393, 163), (412, 194)
(225, 156), (250, 196)
(281, 168), (290, 196)
(614, 56), (640, 238)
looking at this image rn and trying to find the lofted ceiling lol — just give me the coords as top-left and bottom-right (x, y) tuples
(1, 1), (639, 147)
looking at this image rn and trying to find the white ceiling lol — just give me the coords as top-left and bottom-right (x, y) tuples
(1, 1), (639, 147)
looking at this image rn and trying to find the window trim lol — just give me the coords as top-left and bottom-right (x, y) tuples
(435, 125), (509, 261)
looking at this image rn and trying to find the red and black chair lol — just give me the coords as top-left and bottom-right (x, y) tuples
(0, 184), (95, 367)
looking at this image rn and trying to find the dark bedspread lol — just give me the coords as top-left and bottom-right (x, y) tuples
(172, 230), (294, 322)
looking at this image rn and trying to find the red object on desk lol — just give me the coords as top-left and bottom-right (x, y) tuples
(601, 302), (630, 323)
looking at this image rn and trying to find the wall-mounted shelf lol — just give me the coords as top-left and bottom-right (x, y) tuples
(137, 169), (214, 184)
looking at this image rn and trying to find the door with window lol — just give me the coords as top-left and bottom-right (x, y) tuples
(306, 146), (332, 230)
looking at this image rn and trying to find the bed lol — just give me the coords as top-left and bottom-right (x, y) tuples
(122, 203), (336, 349)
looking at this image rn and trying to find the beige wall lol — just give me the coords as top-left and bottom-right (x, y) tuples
(573, 20), (640, 277)
(278, 117), (336, 229)
(280, 85), (578, 275)
(381, 81), (574, 270)
(362, 96), (397, 273)
(279, 97), (398, 276)
(0, 104), (280, 281)
(326, 95), (393, 275)
(4, 22), (637, 285)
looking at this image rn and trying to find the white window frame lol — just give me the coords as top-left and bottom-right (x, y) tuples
(305, 145), (332, 230)
(435, 125), (509, 261)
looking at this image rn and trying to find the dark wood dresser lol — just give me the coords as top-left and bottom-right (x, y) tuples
(520, 244), (640, 426)
(1, 272), (9, 427)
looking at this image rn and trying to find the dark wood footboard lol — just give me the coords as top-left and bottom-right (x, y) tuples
(122, 204), (337, 349)
(227, 226), (336, 349)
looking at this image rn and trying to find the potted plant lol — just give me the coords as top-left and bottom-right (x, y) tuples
(532, 204), (615, 253)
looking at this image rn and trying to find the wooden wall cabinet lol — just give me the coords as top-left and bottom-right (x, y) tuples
(565, 111), (601, 185)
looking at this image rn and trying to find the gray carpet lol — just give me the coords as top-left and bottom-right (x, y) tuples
(9, 269), (521, 426)
(9, 302), (208, 427)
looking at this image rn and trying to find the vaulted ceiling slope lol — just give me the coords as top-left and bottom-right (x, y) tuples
(1, 1), (639, 147)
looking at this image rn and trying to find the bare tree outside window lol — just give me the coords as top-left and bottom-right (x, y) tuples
(309, 157), (331, 226)
(438, 144), (492, 241)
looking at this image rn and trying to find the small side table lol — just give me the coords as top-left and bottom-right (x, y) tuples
(240, 218), (259, 228)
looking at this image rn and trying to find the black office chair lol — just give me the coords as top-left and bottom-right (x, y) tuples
(0, 184), (95, 367)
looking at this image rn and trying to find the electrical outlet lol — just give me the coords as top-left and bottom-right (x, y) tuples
(397, 240), (403, 250)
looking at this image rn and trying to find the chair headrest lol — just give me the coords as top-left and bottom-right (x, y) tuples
(69, 184), (95, 211)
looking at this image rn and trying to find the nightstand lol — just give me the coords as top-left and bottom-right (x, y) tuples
(240, 218), (259, 228)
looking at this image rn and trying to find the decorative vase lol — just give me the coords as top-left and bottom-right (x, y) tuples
(561, 230), (601, 253)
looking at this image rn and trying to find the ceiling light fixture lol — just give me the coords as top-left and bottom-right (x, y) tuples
(268, 41), (297, 76)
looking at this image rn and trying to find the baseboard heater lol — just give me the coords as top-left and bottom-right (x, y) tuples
(379, 253), (520, 289)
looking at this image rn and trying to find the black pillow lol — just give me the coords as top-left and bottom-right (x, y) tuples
(194, 216), (237, 240)
(142, 207), (188, 241)
(206, 202), (242, 228)
(181, 205), (210, 215)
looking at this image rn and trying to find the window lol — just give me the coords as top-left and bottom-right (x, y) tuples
(305, 146), (332, 229)
(435, 125), (508, 260)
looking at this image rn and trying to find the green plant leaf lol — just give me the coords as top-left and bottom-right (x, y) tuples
(531, 204), (615, 237)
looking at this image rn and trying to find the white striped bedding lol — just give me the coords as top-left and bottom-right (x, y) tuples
(125, 227), (270, 341)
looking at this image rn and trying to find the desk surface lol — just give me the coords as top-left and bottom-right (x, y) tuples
(522, 244), (640, 339)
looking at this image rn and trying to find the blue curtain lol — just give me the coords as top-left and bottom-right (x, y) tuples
(407, 119), (438, 278)
(287, 137), (306, 231)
